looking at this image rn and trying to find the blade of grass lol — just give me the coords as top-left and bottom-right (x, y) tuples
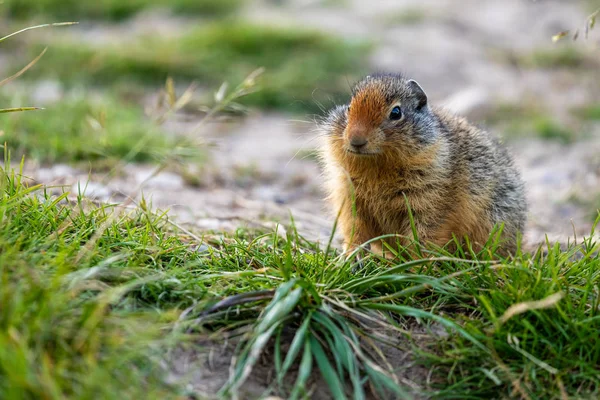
(0, 48), (47, 87)
(289, 338), (313, 400)
(312, 311), (365, 400)
(310, 335), (347, 400)
(0, 107), (42, 113)
(0, 22), (79, 43)
(278, 313), (312, 386)
(362, 303), (488, 353)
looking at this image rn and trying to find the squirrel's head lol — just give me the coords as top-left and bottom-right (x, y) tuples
(324, 74), (439, 162)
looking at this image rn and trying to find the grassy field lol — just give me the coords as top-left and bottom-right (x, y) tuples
(0, 17), (368, 166)
(1, 0), (244, 21)
(1, 91), (203, 166)
(2, 8), (600, 400)
(6, 21), (369, 113)
(2, 150), (600, 399)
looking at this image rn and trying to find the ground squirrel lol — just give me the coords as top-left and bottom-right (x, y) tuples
(320, 73), (527, 257)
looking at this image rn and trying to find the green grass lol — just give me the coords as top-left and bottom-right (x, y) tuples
(382, 8), (428, 26)
(4, 13), (600, 400)
(518, 46), (596, 69)
(490, 46), (598, 71)
(567, 193), (600, 224)
(0, 91), (201, 166)
(531, 117), (575, 143)
(2, 149), (600, 398)
(573, 103), (600, 121)
(1, 0), (243, 21)
(482, 102), (540, 127)
(483, 102), (576, 143)
(0, 155), (197, 398)
(19, 22), (369, 112)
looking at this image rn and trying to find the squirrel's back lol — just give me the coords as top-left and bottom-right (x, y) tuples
(433, 109), (526, 250)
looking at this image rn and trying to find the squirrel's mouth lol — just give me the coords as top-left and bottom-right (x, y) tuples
(346, 149), (380, 156)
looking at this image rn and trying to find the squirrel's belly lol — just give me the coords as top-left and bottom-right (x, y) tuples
(357, 187), (447, 240)
(356, 182), (495, 247)
(430, 194), (495, 247)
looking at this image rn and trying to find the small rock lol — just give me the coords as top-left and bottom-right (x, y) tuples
(36, 164), (77, 183)
(135, 170), (185, 190)
(274, 195), (286, 205)
(71, 181), (111, 200)
(168, 205), (196, 224)
(31, 80), (63, 105)
(193, 244), (210, 254)
(196, 218), (225, 231)
(255, 186), (277, 202)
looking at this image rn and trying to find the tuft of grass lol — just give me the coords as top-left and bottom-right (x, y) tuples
(424, 237), (600, 398)
(382, 8), (427, 26)
(573, 103), (600, 121)
(0, 92), (203, 166)
(518, 46), (595, 69)
(482, 102), (542, 126)
(483, 102), (576, 143)
(531, 116), (574, 143)
(189, 220), (600, 399)
(19, 22), (370, 112)
(1, 0), (243, 21)
(567, 192), (600, 224)
(0, 154), (200, 398)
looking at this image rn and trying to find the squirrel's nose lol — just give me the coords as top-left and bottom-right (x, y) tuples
(349, 137), (368, 148)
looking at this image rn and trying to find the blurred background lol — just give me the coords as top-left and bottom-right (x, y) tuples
(0, 0), (599, 246)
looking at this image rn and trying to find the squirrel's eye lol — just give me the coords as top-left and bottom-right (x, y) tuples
(347, 105), (351, 112)
(389, 106), (402, 120)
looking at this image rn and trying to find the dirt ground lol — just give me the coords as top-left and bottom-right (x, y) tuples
(27, 0), (600, 247)
(18, 0), (600, 397)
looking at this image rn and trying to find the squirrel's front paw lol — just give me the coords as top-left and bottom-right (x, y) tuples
(350, 254), (366, 273)
(343, 244), (368, 272)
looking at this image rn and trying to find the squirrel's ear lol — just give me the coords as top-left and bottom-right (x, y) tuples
(407, 79), (427, 111)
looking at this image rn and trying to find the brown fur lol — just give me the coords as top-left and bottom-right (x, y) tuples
(320, 74), (526, 258)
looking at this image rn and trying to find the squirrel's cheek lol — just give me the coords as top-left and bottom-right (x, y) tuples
(381, 128), (396, 139)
